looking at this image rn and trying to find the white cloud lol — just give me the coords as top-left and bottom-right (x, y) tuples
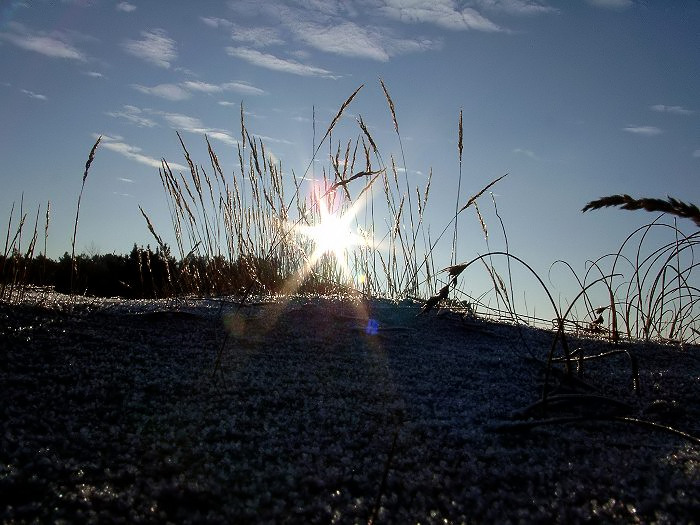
(200, 16), (233, 29)
(0, 22), (87, 61)
(116, 2), (136, 12)
(693, 149), (700, 158)
(221, 81), (267, 96)
(206, 131), (239, 146)
(21, 88), (47, 100)
(161, 112), (239, 146)
(181, 80), (266, 96)
(650, 104), (694, 116)
(513, 148), (538, 159)
(586, 0), (633, 9)
(84, 71), (104, 78)
(162, 113), (204, 130)
(291, 20), (438, 61)
(118, 177), (134, 183)
(181, 80), (223, 94)
(220, 2), (446, 61)
(106, 105), (157, 127)
(252, 134), (294, 145)
(225, 46), (338, 78)
(380, 0), (502, 31)
(218, 101), (237, 107)
(623, 125), (663, 136)
(123, 29), (177, 68)
(472, 0), (558, 15)
(99, 134), (188, 171)
(231, 25), (285, 47)
(132, 83), (191, 101)
(294, 21), (391, 61)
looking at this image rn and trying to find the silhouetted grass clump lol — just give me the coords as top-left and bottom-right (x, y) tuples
(1, 81), (698, 346)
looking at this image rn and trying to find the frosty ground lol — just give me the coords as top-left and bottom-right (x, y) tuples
(1, 292), (698, 523)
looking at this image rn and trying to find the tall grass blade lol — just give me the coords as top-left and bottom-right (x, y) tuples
(71, 135), (101, 296)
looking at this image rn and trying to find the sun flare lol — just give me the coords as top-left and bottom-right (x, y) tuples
(293, 185), (369, 281)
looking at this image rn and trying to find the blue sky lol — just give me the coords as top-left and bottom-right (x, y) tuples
(1, 0), (699, 309)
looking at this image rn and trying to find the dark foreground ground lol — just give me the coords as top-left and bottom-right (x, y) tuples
(1, 293), (698, 524)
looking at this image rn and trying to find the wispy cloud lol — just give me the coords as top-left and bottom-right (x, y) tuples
(160, 112), (239, 146)
(513, 148), (539, 159)
(221, 81), (266, 96)
(472, 0), (558, 15)
(225, 46), (337, 78)
(116, 1), (136, 12)
(650, 104), (694, 116)
(61, 0), (95, 6)
(219, 1), (468, 63)
(182, 80), (266, 96)
(586, 0), (633, 9)
(180, 80), (226, 94)
(21, 88), (47, 101)
(106, 105), (157, 127)
(200, 16), (233, 29)
(132, 83), (190, 101)
(84, 71), (104, 78)
(122, 29), (177, 68)
(0, 22), (87, 61)
(99, 134), (188, 171)
(291, 20), (438, 61)
(133, 79), (266, 101)
(623, 125), (663, 136)
(294, 21), (390, 61)
(379, 0), (502, 31)
(693, 149), (700, 158)
(231, 24), (284, 47)
(252, 134), (294, 145)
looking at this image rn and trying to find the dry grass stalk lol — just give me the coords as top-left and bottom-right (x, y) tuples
(452, 109), (465, 266)
(316, 84), (364, 160)
(357, 115), (378, 156)
(459, 173), (508, 213)
(458, 109), (463, 162)
(583, 194), (700, 227)
(41, 200), (50, 285)
(70, 135), (101, 296)
(474, 201), (488, 240)
(139, 206), (170, 263)
(3, 202), (15, 261)
(380, 78), (398, 134)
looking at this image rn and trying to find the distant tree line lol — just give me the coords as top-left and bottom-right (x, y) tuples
(0, 244), (347, 299)
(1, 245), (175, 298)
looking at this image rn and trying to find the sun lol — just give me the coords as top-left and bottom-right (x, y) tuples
(294, 185), (368, 280)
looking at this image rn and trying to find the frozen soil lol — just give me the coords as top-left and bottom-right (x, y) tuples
(1, 292), (699, 524)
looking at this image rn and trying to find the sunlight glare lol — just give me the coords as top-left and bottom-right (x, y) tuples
(294, 185), (369, 281)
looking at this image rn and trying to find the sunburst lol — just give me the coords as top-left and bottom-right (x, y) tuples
(293, 184), (370, 282)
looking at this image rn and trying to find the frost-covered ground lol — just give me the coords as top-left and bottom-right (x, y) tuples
(1, 292), (698, 523)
